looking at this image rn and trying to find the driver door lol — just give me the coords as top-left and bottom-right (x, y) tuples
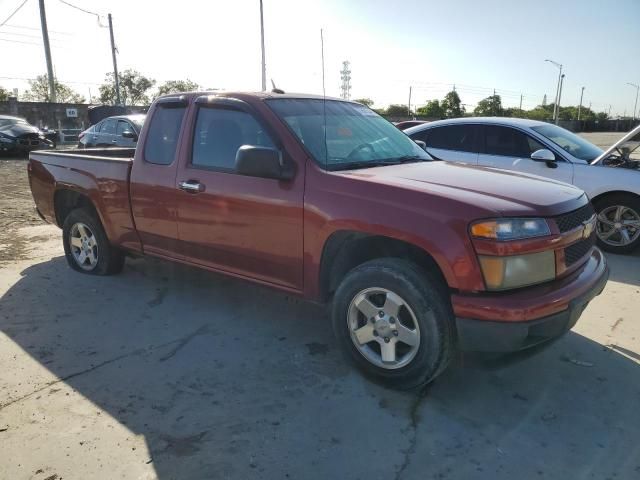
(477, 125), (573, 184)
(174, 101), (304, 290)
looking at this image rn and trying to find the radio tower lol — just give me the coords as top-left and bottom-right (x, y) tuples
(340, 61), (351, 100)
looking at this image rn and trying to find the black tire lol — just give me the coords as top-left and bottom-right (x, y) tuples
(331, 258), (454, 390)
(593, 193), (640, 254)
(62, 208), (125, 275)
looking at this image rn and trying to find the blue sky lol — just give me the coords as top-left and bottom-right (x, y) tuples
(1, 0), (639, 116)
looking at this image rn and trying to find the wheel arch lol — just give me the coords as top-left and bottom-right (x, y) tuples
(54, 188), (100, 228)
(318, 230), (450, 303)
(591, 190), (640, 206)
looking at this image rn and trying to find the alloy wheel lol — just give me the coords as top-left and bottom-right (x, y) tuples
(347, 287), (421, 370)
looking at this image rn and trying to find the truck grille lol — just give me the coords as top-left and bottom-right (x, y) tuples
(564, 237), (594, 266)
(554, 204), (595, 233)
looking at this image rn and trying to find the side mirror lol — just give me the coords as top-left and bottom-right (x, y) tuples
(414, 139), (427, 151)
(235, 145), (293, 180)
(122, 130), (138, 141)
(530, 149), (558, 169)
(531, 149), (556, 162)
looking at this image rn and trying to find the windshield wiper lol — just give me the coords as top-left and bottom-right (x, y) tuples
(331, 155), (429, 171)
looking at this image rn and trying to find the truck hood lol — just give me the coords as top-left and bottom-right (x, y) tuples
(341, 161), (587, 217)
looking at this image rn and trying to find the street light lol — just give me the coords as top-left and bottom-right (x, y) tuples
(545, 59), (563, 124)
(627, 82), (639, 121)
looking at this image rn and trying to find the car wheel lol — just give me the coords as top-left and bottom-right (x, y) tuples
(594, 194), (640, 254)
(62, 208), (125, 275)
(331, 258), (454, 389)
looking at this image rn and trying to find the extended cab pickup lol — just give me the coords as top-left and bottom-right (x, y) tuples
(29, 92), (609, 388)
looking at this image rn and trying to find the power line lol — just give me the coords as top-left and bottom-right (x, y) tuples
(58, 0), (99, 17)
(1, 23), (73, 35)
(0, 0), (29, 28)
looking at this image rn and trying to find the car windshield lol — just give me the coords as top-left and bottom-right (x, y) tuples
(130, 116), (145, 131)
(531, 124), (603, 161)
(267, 98), (431, 170)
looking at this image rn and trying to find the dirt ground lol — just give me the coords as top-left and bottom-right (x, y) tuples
(0, 134), (639, 480)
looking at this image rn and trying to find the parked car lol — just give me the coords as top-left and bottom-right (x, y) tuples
(78, 114), (145, 148)
(28, 92), (608, 389)
(0, 115), (55, 155)
(406, 118), (640, 254)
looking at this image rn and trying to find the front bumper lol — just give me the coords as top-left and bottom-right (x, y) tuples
(454, 248), (609, 352)
(0, 139), (54, 154)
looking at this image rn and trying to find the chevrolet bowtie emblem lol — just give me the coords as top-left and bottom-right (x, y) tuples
(582, 216), (595, 239)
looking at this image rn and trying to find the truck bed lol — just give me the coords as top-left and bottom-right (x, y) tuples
(29, 148), (140, 252)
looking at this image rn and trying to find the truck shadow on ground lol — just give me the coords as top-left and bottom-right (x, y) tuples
(1, 256), (639, 479)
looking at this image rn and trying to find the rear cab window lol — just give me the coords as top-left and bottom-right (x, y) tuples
(144, 104), (187, 165)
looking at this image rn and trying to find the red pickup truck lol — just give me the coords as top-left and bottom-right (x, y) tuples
(28, 91), (609, 388)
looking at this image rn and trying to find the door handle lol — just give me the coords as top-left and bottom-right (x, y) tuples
(111, 139), (117, 143)
(178, 180), (205, 193)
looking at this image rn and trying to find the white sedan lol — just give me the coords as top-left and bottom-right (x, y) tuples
(406, 118), (640, 254)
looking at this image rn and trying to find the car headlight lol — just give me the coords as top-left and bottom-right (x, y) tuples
(477, 251), (556, 291)
(470, 218), (550, 240)
(0, 134), (15, 143)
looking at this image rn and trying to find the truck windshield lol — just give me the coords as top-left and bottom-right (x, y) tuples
(267, 98), (431, 170)
(531, 124), (603, 161)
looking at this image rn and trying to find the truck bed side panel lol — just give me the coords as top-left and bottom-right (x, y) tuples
(29, 152), (141, 253)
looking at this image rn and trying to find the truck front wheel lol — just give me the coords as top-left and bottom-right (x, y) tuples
(331, 258), (454, 389)
(62, 208), (125, 275)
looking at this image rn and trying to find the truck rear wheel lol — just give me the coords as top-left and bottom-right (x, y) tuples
(331, 258), (454, 389)
(62, 208), (125, 275)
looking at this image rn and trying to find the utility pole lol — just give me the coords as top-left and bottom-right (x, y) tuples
(577, 86), (585, 121)
(38, 0), (56, 102)
(556, 74), (565, 124)
(545, 59), (563, 123)
(519, 94), (523, 111)
(260, 0), (266, 91)
(408, 86), (412, 117)
(627, 82), (639, 121)
(108, 14), (121, 105)
(608, 105), (612, 117)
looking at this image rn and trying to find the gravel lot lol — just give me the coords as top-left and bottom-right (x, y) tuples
(0, 134), (639, 480)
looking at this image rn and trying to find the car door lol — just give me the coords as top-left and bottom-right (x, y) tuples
(130, 99), (188, 258)
(98, 119), (117, 147)
(115, 120), (137, 147)
(87, 122), (101, 147)
(174, 98), (304, 290)
(478, 125), (573, 183)
(410, 124), (479, 164)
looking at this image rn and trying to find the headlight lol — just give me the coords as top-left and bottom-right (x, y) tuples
(0, 134), (15, 143)
(471, 218), (550, 240)
(478, 251), (556, 291)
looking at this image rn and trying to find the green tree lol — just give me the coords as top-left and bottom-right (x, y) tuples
(354, 98), (374, 107)
(524, 105), (554, 121)
(385, 104), (410, 116)
(474, 94), (503, 116)
(416, 99), (444, 118)
(0, 86), (9, 101)
(156, 79), (200, 97)
(595, 111), (609, 121)
(99, 69), (155, 106)
(22, 75), (85, 103)
(441, 90), (465, 118)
